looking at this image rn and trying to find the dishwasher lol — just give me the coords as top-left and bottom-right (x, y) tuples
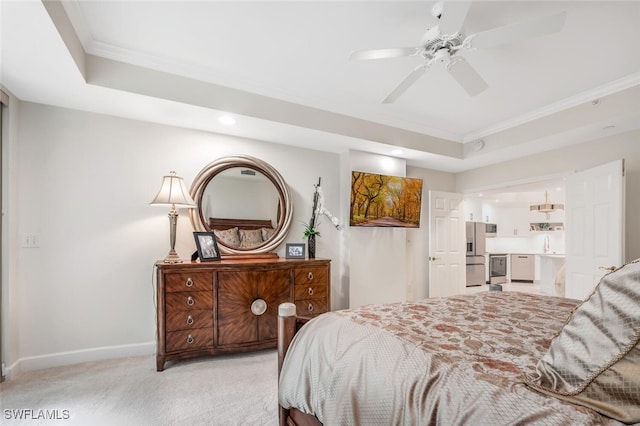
(510, 254), (535, 283)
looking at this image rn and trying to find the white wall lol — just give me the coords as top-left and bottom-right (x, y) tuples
(2, 90), (22, 373)
(202, 176), (278, 223)
(347, 152), (407, 308)
(3, 102), (342, 376)
(345, 154), (457, 307)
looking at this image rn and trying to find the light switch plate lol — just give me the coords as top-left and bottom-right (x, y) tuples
(22, 233), (40, 248)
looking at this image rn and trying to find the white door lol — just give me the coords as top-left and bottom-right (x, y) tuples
(565, 159), (625, 300)
(429, 191), (466, 298)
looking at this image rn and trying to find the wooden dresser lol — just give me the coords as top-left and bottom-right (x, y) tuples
(155, 257), (330, 371)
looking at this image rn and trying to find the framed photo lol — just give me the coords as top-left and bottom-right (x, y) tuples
(286, 243), (305, 259)
(193, 232), (221, 261)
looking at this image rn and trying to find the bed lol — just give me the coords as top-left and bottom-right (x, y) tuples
(277, 260), (640, 425)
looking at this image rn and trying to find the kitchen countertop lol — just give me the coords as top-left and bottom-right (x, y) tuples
(486, 252), (566, 258)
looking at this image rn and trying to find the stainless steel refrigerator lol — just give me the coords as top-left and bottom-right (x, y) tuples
(466, 222), (486, 287)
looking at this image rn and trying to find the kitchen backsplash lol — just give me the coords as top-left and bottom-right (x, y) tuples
(486, 232), (565, 254)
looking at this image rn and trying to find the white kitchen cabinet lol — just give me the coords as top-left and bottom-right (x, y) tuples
(464, 198), (483, 222)
(496, 207), (531, 237)
(482, 203), (496, 224)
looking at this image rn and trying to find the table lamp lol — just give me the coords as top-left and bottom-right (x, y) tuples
(150, 171), (196, 263)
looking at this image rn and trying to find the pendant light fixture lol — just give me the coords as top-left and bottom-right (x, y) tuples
(530, 191), (564, 214)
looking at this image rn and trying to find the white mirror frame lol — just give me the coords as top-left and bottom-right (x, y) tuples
(189, 155), (293, 255)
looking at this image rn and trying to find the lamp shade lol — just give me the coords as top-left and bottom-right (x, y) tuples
(150, 171), (196, 208)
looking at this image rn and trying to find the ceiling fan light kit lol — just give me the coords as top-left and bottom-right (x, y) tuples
(350, 0), (566, 103)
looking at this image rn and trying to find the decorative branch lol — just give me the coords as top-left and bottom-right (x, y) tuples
(303, 177), (340, 238)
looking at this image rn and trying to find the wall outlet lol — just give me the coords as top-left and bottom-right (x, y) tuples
(22, 233), (40, 248)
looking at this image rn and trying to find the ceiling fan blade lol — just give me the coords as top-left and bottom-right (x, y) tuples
(469, 11), (566, 49)
(349, 47), (419, 61)
(438, 1), (473, 35)
(382, 64), (428, 104)
(447, 57), (488, 96)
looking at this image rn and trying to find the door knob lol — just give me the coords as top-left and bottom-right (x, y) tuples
(599, 266), (617, 272)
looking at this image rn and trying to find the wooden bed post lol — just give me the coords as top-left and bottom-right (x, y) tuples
(278, 302), (297, 426)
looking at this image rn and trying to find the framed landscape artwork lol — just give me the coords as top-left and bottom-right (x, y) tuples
(350, 171), (423, 228)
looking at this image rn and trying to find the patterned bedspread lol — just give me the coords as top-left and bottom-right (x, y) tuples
(278, 291), (624, 425)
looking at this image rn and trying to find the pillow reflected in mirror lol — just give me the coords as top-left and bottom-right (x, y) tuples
(239, 228), (264, 249)
(261, 227), (275, 242)
(213, 227), (241, 248)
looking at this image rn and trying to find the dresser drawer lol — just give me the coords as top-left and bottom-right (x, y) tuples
(295, 299), (328, 317)
(294, 282), (327, 301)
(164, 272), (212, 292)
(165, 291), (213, 311)
(166, 310), (213, 332)
(166, 328), (213, 352)
(293, 266), (328, 286)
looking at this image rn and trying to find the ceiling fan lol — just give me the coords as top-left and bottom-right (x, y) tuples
(350, 1), (566, 103)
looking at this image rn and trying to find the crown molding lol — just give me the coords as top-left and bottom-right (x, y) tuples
(463, 72), (640, 143)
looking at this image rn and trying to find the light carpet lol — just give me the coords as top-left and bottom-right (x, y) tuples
(0, 350), (279, 425)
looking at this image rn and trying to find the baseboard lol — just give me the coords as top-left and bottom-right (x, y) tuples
(5, 341), (155, 380)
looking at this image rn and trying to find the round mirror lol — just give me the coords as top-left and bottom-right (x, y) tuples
(189, 155), (293, 256)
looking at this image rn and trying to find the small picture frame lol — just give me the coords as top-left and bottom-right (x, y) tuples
(193, 232), (221, 261)
(286, 243), (305, 259)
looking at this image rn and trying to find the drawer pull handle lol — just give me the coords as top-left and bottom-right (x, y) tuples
(308, 287), (314, 296)
(186, 277), (193, 287)
(187, 315), (194, 325)
(251, 298), (267, 316)
(308, 272), (314, 281)
(307, 303), (314, 313)
(186, 335), (194, 344)
(187, 296), (195, 306)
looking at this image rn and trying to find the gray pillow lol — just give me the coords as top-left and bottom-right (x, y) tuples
(525, 259), (640, 423)
(239, 228), (263, 249)
(213, 227), (240, 248)
(261, 227), (275, 241)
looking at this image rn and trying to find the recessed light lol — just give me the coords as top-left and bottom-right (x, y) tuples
(391, 149), (403, 155)
(219, 115), (236, 126)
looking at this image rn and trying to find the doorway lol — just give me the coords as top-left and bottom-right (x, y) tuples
(468, 175), (568, 256)
(463, 161), (625, 300)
